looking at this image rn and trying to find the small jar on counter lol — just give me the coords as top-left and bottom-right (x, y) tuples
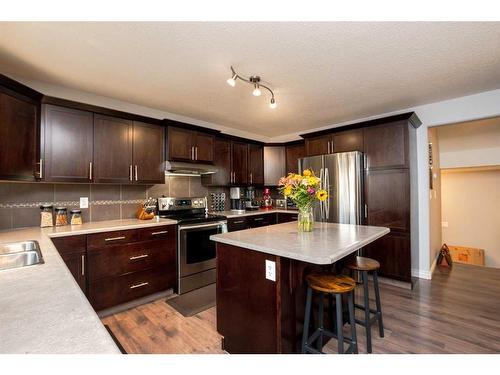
(70, 209), (83, 225)
(55, 207), (68, 226)
(40, 204), (54, 227)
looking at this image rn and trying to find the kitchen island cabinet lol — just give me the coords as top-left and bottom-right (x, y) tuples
(211, 222), (389, 353)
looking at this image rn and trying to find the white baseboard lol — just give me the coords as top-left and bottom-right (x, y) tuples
(411, 253), (439, 280)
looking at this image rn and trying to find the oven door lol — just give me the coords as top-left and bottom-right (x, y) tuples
(178, 221), (227, 277)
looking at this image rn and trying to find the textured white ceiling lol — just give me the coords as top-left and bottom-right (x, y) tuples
(1, 22), (500, 137)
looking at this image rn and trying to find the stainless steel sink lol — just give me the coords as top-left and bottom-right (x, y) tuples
(0, 240), (44, 271)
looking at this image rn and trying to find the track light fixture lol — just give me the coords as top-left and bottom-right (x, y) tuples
(226, 66), (277, 109)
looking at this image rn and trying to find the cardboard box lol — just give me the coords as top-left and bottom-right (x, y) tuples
(448, 245), (485, 266)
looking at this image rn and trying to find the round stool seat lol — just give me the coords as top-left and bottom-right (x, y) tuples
(306, 273), (356, 294)
(346, 256), (380, 271)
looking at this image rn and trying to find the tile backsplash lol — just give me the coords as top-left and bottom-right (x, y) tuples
(0, 175), (210, 230)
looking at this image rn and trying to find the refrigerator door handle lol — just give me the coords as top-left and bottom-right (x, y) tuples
(324, 167), (330, 220)
(319, 167), (324, 220)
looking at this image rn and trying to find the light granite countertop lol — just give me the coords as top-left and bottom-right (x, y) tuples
(0, 217), (176, 354)
(214, 208), (298, 218)
(211, 221), (390, 265)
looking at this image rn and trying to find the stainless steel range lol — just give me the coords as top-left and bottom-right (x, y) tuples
(157, 197), (227, 294)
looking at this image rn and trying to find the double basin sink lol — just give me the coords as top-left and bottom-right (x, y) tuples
(0, 241), (44, 272)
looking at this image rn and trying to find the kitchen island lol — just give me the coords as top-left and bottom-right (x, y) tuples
(210, 222), (389, 354)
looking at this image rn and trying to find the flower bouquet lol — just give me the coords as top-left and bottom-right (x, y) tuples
(278, 169), (328, 232)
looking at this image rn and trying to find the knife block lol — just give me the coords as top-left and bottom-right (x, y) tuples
(136, 206), (155, 220)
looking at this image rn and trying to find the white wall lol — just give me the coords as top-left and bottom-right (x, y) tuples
(14, 73), (500, 278)
(437, 117), (500, 168)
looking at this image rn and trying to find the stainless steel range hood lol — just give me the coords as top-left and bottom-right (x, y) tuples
(165, 161), (217, 176)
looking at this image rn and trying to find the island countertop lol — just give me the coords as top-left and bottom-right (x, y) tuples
(210, 222), (390, 265)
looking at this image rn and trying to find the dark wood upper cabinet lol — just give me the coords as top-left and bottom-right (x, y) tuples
(285, 143), (306, 174)
(364, 121), (408, 169)
(132, 121), (165, 184)
(167, 126), (214, 164)
(0, 91), (39, 181)
(167, 127), (195, 162)
(365, 168), (410, 232)
(42, 105), (93, 182)
(194, 132), (214, 163)
(93, 114), (133, 183)
(231, 141), (248, 185)
(332, 129), (363, 153)
(264, 146), (285, 186)
(248, 144), (264, 185)
(305, 134), (331, 156)
(202, 137), (231, 186)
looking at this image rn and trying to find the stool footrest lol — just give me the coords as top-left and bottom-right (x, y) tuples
(354, 303), (378, 314)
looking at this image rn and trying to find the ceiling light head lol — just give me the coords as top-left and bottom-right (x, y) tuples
(226, 73), (237, 87)
(269, 97), (277, 109)
(252, 84), (262, 97)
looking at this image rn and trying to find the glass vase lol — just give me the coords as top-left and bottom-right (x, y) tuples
(297, 206), (314, 232)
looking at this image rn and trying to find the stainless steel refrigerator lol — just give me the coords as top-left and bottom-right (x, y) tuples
(298, 151), (363, 224)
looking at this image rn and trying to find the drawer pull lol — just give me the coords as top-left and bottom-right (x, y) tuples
(233, 220), (245, 224)
(130, 282), (149, 289)
(151, 230), (168, 236)
(104, 236), (126, 242)
(254, 217), (263, 221)
(130, 254), (149, 260)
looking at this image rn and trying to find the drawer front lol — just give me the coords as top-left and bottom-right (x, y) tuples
(88, 267), (175, 311)
(51, 235), (86, 255)
(87, 229), (140, 250)
(227, 217), (248, 232)
(248, 214), (276, 228)
(138, 225), (176, 241)
(276, 212), (298, 224)
(87, 239), (176, 281)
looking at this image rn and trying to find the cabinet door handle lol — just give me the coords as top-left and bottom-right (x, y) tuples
(130, 282), (149, 289)
(195, 146), (198, 161)
(327, 141), (330, 154)
(81, 254), (85, 276)
(233, 220), (245, 224)
(364, 204), (368, 219)
(254, 217), (263, 221)
(130, 254), (149, 260)
(104, 236), (126, 242)
(191, 146), (194, 161)
(250, 172), (253, 184)
(129, 165), (133, 181)
(151, 230), (168, 235)
(89, 162), (93, 180)
(38, 158), (43, 179)
(134, 165), (138, 181)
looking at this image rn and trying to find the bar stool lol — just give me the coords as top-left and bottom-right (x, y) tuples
(301, 273), (358, 354)
(346, 256), (384, 353)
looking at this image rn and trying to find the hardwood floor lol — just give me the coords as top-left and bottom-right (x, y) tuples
(101, 264), (500, 354)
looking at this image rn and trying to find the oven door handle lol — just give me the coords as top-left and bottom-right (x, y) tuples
(178, 221), (227, 231)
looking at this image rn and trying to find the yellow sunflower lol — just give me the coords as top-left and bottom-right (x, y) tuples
(316, 190), (328, 201)
(284, 185), (293, 196)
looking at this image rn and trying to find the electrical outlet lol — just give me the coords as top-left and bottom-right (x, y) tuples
(80, 197), (89, 209)
(265, 260), (276, 281)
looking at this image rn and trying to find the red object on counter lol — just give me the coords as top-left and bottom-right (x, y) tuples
(262, 188), (273, 209)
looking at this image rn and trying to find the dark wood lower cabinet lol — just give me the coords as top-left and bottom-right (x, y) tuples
(51, 235), (87, 294)
(247, 213), (276, 228)
(276, 212), (298, 223)
(227, 217), (248, 232)
(363, 231), (411, 282)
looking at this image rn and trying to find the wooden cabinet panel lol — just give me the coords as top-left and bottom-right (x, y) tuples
(194, 132), (214, 163)
(231, 141), (248, 185)
(87, 229), (140, 250)
(248, 144), (264, 185)
(93, 114), (133, 183)
(216, 243), (278, 353)
(363, 232), (411, 282)
(87, 239), (176, 281)
(248, 213), (276, 228)
(202, 137), (231, 186)
(88, 267), (175, 311)
(365, 169), (410, 232)
(364, 121), (408, 169)
(332, 129), (363, 153)
(264, 146), (285, 186)
(51, 235), (87, 294)
(132, 121), (165, 184)
(276, 212), (298, 223)
(43, 105), (93, 182)
(138, 225), (175, 241)
(285, 143), (305, 175)
(227, 217), (248, 232)
(0, 91), (38, 180)
(305, 135), (331, 156)
(168, 127), (195, 162)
